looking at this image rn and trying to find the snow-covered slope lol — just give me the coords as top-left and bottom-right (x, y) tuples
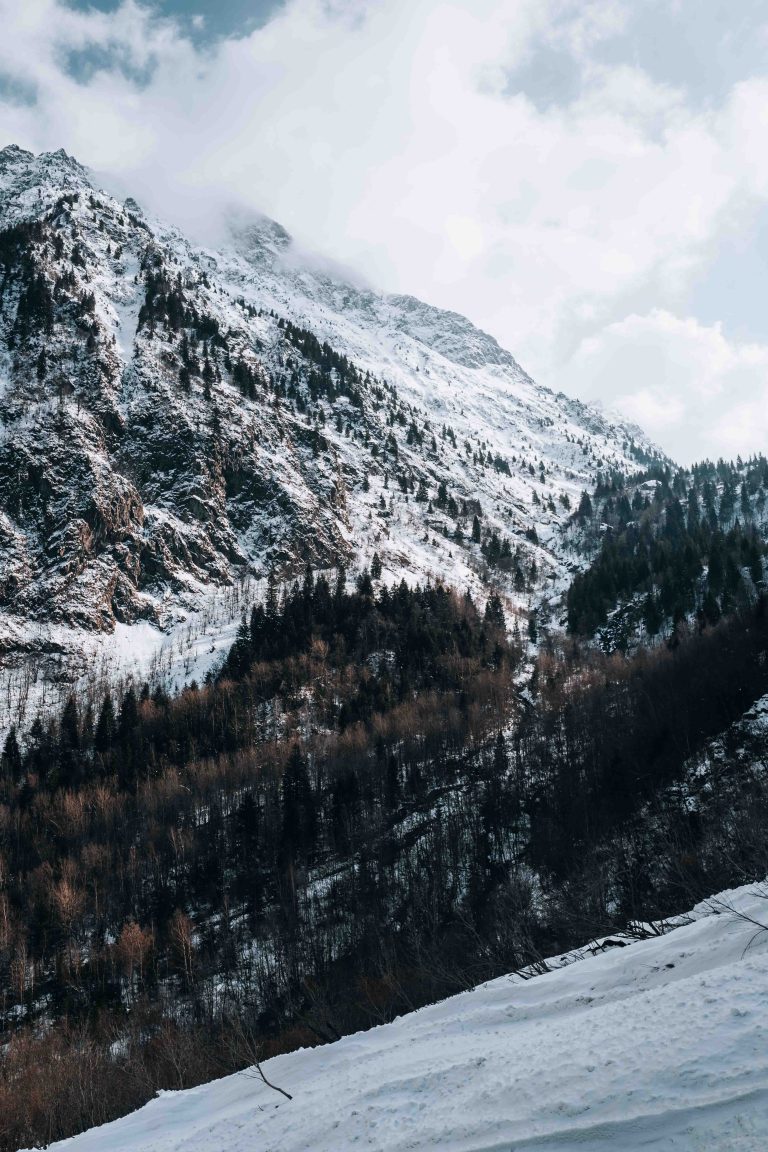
(34, 883), (768, 1152)
(0, 144), (662, 722)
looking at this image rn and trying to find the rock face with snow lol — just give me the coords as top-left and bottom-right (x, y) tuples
(31, 884), (768, 1152)
(0, 145), (659, 660)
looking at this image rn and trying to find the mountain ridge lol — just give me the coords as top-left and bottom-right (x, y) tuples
(4, 147), (768, 1152)
(0, 143), (662, 721)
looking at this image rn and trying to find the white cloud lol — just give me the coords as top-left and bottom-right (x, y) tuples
(562, 310), (768, 463)
(2, 0), (768, 464)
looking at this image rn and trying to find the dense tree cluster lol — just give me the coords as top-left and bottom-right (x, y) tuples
(138, 260), (222, 350)
(0, 221), (54, 346)
(0, 574), (517, 1007)
(5, 172), (768, 1152)
(223, 567), (509, 693)
(3, 574), (768, 1147)
(567, 459), (767, 640)
(280, 318), (364, 408)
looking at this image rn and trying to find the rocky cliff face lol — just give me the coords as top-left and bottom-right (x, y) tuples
(0, 144), (660, 670)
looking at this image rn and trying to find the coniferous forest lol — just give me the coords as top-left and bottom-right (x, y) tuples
(2, 564), (768, 1149)
(5, 19), (768, 1140)
(566, 456), (768, 645)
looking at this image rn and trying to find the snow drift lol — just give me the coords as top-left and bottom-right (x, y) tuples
(33, 884), (768, 1152)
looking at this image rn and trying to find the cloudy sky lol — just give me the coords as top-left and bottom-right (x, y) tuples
(1, 0), (768, 464)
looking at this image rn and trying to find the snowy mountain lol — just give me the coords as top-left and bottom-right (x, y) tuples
(7, 144), (768, 1152)
(0, 144), (660, 712)
(30, 883), (768, 1152)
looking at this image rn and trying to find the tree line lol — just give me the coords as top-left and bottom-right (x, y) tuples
(567, 458), (768, 642)
(2, 571), (768, 1147)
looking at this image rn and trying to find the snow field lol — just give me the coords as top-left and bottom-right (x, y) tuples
(35, 884), (768, 1152)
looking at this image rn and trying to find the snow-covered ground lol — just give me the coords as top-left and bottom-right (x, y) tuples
(34, 884), (768, 1151)
(0, 575), (262, 737)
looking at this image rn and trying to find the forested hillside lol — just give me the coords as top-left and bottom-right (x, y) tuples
(2, 565), (768, 1149)
(566, 455), (768, 647)
(3, 145), (768, 1152)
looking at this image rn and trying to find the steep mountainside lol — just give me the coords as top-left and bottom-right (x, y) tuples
(566, 456), (768, 649)
(0, 145), (660, 704)
(5, 146), (768, 1152)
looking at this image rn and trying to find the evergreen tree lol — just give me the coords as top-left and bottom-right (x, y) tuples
(484, 593), (506, 631)
(265, 569), (279, 620)
(94, 693), (116, 755)
(493, 731), (509, 777)
(281, 744), (316, 861)
(1, 726), (22, 785)
(57, 696), (82, 788)
(577, 491), (593, 520)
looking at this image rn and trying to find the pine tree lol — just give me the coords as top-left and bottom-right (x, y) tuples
(1, 727), (22, 785)
(484, 593), (506, 631)
(527, 612), (538, 644)
(94, 693), (116, 755)
(577, 491), (593, 520)
(118, 686), (139, 739)
(225, 616), (253, 679)
(493, 731), (509, 777)
(281, 744), (316, 861)
(58, 696), (81, 788)
(643, 593), (663, 637)
(265, 569), (279, 620)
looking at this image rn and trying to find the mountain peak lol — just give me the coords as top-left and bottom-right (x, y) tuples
(41, 145), (89, 171)
(0, 142), (34, 162)
(226, 207), (293, 261)
(0, 142), (93, 221)
(0, 142), (88, 173)
(0, 145), (661, 721)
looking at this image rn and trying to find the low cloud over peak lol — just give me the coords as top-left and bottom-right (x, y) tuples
(3, 0), (768, 463)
